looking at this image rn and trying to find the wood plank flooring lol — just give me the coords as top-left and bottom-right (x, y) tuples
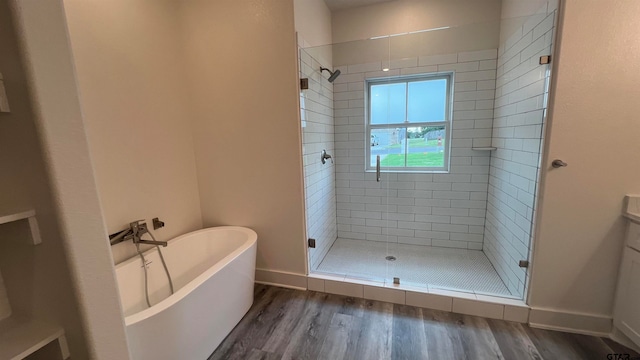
(209, 285), (639, 360)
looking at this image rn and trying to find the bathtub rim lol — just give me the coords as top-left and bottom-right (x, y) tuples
(116, 226), (257, 326)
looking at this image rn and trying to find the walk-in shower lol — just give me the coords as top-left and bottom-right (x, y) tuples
(298, 1), (558, 299)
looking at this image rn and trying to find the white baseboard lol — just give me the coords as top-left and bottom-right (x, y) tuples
(255, 268), (307, 290)
(611, 326), (640, 353)
(529, 307), (612, 337)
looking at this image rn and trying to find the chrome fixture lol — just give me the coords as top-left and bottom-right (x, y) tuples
(109, 219), (173, 308)
(109, 226), (134, 246)
(376, 155), (381, 182)
(551, 159), (567, 168)
(109, 220), (168, 247)
(385, 255), (397, 261)
(321, 149), (333, 164)
(320, 67), (341, 83)
(152, 217), (165, 230)
(539, 55), (552, 65)
(131, 220), (167, 247)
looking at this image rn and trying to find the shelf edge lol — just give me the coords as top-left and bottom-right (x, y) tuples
(471, 147), (497, 151)
(0, 210), (41, 245)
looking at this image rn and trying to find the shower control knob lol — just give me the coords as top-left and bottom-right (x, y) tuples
(551, 159), (567, 168)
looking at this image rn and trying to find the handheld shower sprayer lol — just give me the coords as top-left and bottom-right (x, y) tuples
(320, 67), (341, 83)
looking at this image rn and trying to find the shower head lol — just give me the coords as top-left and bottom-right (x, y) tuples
(320, 67), (341, 83)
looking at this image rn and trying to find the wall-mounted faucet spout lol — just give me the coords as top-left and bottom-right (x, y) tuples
(108, 220), (167, 247)
(321, 149), (333, 164)
(131, 220), (167, 247)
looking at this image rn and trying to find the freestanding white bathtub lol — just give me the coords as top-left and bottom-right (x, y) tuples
(115, 226), (257, 360)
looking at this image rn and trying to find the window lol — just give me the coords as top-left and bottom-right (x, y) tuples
(367, 74), (452, 172)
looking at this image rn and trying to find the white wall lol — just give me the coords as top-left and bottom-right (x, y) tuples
(294, 0), (332, 47)
(529, 0), (640, 332)
(180, 0), (308, 275)
(330, 0), (501, 71)
(66, 0), (309, 280)
(500, 0), (550, 44)
(484, 2), (556, 298)
(64, 0), (203, 264)
(331, 0), (502, 44)
(331, 26), (501, 68)
(0, 1), (116, 357)
(333, 50), (497, 251)
(9, 0), (131, 357)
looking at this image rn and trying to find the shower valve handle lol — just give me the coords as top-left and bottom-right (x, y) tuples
(321, 150), (333, 164)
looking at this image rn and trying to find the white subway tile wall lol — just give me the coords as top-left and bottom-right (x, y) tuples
(483, 3), (557, 298)
(300, 48), (338, 271)
(334, 49), (498, 250)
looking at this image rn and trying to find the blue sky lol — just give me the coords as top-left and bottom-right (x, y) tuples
(371, 79), (447, 124)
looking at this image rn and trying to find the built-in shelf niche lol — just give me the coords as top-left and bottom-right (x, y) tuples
(471, 147), (497, 151)
(0, 210), (41, 245)
(0, 318), (69, 359)
(0, 210), (69, 359)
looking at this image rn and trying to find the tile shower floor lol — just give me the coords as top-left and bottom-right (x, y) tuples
(315, 238), (513, 297)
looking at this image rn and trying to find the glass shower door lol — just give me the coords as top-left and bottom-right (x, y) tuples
(365, 47), (404, 287)
(367, 45), (453, 290)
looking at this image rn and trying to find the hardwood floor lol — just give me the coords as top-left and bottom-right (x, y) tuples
(209, 285), (639, 360)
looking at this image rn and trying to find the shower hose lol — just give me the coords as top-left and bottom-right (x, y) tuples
(135, 231), (175, 308)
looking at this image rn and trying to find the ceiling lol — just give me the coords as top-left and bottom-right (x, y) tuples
(323, 0), (396, 12)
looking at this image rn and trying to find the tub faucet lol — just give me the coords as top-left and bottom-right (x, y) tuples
(130, 220), (168, 247)
(109, 226), (135, 246)
(108, 220), (168, 247)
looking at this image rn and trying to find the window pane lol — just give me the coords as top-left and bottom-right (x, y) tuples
(371, 128), (406, 167)
(370, 83), (407, 125)
(406, 126), (446, 167)
(407, 79), (447, 123)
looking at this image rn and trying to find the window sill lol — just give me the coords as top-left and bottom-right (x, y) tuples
(364, 169), (450, 174)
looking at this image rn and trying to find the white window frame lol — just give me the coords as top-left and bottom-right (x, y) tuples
(365, 73), (453, 173)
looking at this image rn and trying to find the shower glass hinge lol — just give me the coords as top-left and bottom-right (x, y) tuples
(519, 260), (529, 268)
(308, 238), (316, 248)
(539, 55), (551, 65)
(300, 78), (309, 90)
(393, 277), (400, 285)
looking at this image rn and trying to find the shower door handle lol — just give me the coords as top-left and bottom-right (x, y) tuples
(376, 155), (381, 182)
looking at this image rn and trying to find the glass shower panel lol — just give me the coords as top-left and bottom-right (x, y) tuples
(301, 0), (557, 299)
(375, 37), (399, 286)
(299, 45), (339, 275)
(481, 3), (559, 298)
